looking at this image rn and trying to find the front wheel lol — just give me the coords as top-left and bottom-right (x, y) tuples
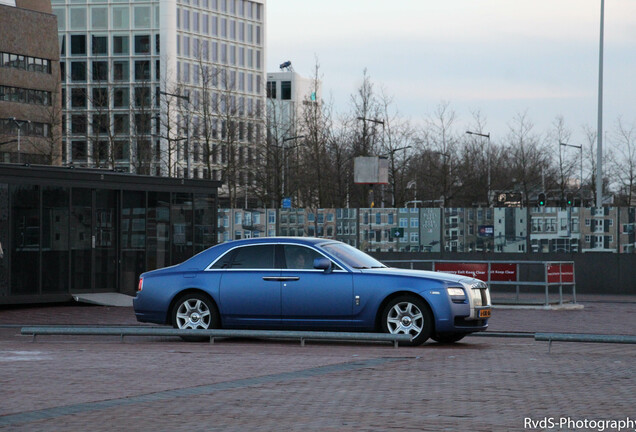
(381, 296), (432, 346)
(172, 293), (219, 342)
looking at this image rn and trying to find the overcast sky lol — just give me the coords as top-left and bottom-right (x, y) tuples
(266, 0), (636, 149)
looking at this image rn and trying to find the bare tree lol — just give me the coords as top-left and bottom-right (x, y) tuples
(348, 69), (383, 208)
(611, 117), (636, 205)
(297, 60), (333, 208)
(456, 110), (492, 206)
(550, 116), (575, 204)
(503, 111), (551, 207)
(412, 102), (459, 207)
(377, 89), (414, 207)
(27, 88), (64, 165)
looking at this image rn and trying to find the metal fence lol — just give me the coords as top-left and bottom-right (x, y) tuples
(382, 259), (576, 306)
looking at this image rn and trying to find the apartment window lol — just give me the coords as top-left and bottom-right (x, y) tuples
(92, 36), (108, 55)
(135, 35), (151, 54)
(113, 61), (129, 81)
(134, 6), (151, 28)
(134, 87), (150, 107)
(113, 87), (129, 107)
(71, 115), (87, 134)
(135, 114), (151, 134)
(281, 81), (291, 100)
(113, 36), (129, 54)
(70, 35), (87, 55)
(92, 61), (108, 81)
(71, 62), (87, 81)
(135, 60), (150, 81)
(112, 7), (129, 29)
(265, 81), (277, 98)
(114, 114), (129, 134)
(410, 218), (419, 228)
(93, 114), (109, 134)
(71, 88), (86, 107)
(91, 7), (107, 29)
(92, 87), (108, 108)
(72, 141), (87, 160)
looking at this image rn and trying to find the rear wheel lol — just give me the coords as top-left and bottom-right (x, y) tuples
(172, 293), (219, 342)
(381, 296), (432, 346)
(432, 333), (466, 344)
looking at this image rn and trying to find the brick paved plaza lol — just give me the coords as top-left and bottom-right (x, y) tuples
(0, 297), (635, 431)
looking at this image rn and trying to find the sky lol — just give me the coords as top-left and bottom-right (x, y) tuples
(266, 0), (636, 149)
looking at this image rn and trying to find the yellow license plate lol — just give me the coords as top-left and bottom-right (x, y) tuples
(479, 309), (491, 318)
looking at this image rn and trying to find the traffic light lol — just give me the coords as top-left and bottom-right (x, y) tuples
(566, 193), (573, 207)
(538, 192), (546, 206)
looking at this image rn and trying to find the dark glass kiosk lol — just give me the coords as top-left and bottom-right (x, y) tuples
(0, 164), (220, 305)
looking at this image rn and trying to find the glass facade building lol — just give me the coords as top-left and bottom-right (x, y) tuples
(0, 164), (220, 304)
(52, 0), (266, 182)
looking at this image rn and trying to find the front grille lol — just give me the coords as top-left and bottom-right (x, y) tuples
(471, 288), (488, 307)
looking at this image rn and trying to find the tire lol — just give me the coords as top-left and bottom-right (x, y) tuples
(381, 296), (432, 346)
(172, 293), (220, 342)
(431, 333), (466, 344)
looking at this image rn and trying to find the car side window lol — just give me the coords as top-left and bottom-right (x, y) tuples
(228, 245), (275, 269)
(209, 250), (235, 269)
(283, 245), (326, 270)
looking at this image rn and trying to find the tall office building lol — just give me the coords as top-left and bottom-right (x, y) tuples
(0, 0), (62, 165)
(266, 68), (319, 143)
(53, 0), (265, 181)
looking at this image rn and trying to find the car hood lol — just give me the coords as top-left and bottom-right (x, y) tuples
(360, 267), (484, 286)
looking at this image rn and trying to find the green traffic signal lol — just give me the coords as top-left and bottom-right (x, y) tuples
(538, 193), (546, 206)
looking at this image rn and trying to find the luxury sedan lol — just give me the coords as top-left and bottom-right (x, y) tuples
(133, 237), (491, 346)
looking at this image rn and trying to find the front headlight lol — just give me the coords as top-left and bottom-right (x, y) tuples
(446, 287), (466, 301)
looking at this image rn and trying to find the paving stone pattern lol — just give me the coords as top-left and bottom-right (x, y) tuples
(0, 296), (635, 431)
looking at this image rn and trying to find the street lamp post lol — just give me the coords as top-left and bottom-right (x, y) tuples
(380, 145), (411, 207)
(466, 131), (491, 205)
(11, 118), (31, 164)
(357, 117), (385, 208)
(560, 142), (583, 205)
(596, 0), (605, 208)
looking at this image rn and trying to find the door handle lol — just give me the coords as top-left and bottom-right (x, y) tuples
(262, 276), (300, 282)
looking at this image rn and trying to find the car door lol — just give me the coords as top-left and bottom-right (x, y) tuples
(217, 244), (281, 327)
(280, 244), (354, 328)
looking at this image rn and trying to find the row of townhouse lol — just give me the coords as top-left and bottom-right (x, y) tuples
(216, 207), (636, 253)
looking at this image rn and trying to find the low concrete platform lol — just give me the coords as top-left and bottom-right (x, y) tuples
(72, 293), (134, 307)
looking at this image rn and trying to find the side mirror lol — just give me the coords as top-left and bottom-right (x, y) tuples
(313, 257), (332, 273)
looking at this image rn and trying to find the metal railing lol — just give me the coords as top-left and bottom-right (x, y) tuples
(382, 259), (576, 306)
(20, 326), (412, 348)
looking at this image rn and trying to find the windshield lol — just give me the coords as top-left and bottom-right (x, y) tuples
(320, 242), (387, 269)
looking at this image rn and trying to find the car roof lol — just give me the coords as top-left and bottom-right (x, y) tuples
(181, 237), (340, 269)
(222, 237), (332, 247)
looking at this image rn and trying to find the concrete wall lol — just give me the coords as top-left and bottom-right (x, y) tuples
(372, 251), (636, 295)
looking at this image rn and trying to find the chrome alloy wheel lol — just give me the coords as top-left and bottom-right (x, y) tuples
(386, 301), (424, 338)
(175, 298), (212, 329)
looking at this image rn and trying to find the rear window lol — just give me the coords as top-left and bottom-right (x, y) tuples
(211, 245), (275, 269)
